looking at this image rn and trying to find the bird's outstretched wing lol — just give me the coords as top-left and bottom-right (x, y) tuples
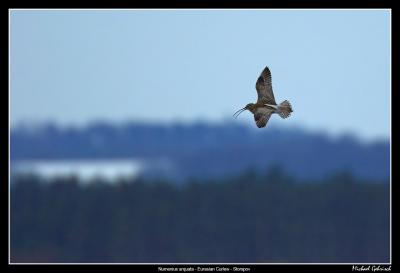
(255, 66), (276, 105)
(254, 107), (274, 128)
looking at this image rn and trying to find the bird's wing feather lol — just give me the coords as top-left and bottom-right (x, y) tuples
(254, 107), (274, 128)
(255, 66), (276, 105)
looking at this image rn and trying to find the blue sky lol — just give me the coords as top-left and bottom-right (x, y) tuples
(10, 9), (390, 140)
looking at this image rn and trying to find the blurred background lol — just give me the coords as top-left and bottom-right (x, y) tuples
(10, 9), (390, 263)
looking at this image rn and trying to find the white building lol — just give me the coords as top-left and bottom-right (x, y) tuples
(11, 159), (145, 184)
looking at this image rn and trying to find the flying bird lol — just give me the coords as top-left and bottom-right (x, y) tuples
(233, 66), (293, 128)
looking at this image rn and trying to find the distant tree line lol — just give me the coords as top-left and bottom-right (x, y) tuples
(11, 122), (390, 180)
(10, 169), (390, 263)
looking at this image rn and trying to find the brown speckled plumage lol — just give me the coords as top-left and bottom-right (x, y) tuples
(233, 66), (293, 128)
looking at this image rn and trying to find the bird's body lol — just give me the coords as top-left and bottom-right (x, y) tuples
(233, 66), (293, 128)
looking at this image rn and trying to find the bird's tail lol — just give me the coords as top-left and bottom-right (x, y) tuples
(278, 100), (293, 119)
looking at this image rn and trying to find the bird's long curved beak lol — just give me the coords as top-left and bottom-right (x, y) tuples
(233, 108), (246, 119)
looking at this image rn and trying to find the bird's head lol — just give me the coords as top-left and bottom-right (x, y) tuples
(233, 103), (255, 118)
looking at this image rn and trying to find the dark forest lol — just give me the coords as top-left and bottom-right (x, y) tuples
(10, 169), (390, 263)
